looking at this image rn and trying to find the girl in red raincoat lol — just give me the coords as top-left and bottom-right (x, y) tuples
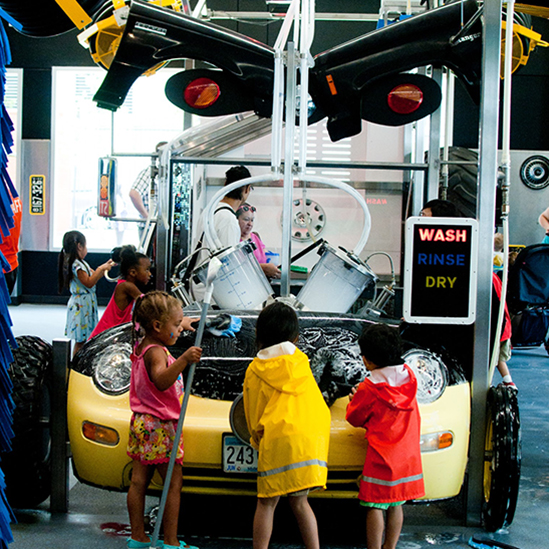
(346, 323), (424, 549)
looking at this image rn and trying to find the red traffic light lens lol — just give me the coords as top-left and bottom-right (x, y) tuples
(387, 83), (423, 114)
(184, 78), (221, 109)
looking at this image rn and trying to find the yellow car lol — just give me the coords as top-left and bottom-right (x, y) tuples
(67, 309), (519, 531)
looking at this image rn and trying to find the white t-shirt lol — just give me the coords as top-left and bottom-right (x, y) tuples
(209, 205), (240, 248)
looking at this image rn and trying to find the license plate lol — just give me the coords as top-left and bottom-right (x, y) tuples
(222, 434), (258, 473)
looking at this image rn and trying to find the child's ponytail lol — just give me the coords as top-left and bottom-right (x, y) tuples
(131, 293), (147, 347)
(57, 249), (67, 294)
(58, 230), (86, 293)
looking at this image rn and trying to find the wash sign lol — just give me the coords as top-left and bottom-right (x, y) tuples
(403, 217), (478, 324)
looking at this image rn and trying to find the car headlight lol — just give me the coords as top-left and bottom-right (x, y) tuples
(93, 343), (132, 395)
(402, 348), (448, 404)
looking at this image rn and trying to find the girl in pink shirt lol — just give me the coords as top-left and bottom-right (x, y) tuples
(126, 291), (201, 549)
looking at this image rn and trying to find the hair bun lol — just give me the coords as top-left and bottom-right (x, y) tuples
(111, 247), (122, 263)
(112, 244), (138, 263)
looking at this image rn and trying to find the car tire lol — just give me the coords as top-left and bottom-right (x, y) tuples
(2, 336), (53, 508)
(482, 385), (521, 531)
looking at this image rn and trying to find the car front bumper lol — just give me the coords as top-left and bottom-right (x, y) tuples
(68, 370), (470, 500)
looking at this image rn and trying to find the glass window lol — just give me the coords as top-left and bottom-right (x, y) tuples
(52, 67), (187, 251)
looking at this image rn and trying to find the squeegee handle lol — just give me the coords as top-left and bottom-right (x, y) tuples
(150, 301), (209, 549)
(277, 238), (324, 269)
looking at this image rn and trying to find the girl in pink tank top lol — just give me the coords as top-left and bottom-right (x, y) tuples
(126, 291), (202, 549)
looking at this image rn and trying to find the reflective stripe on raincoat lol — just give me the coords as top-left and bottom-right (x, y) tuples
(243, 347), (331, 498)
(346, 364), (425, 503)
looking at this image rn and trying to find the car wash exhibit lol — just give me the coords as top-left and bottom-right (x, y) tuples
(2, 1), (549, 548)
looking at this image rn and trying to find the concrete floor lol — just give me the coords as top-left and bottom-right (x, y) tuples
(6, 304), (549, 549)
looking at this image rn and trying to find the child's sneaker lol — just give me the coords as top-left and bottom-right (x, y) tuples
(163, 542), (198, 549)
(127, 539), (162, 549)
(502, 380), (518, 392)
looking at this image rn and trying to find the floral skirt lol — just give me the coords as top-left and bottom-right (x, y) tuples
(127, 412), (184, 465)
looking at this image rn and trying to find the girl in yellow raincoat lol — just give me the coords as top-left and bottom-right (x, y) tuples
(243, 302), (331, 549)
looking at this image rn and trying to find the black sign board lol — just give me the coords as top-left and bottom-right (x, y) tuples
(29, 174), (45, 215)
(403, 217), (478, 324)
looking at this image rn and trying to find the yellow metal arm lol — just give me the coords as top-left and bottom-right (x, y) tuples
(54, 0), (93, 29)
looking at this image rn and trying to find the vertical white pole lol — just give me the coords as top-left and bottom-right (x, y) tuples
(280, 41), (298, 297)
(467, 0), (503, 525)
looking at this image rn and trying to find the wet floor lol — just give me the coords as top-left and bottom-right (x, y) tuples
(7, 305), (549, 549)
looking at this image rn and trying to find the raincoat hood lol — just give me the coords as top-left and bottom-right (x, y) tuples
(368, 365), (417, 412)
(250, 344), (311, 395)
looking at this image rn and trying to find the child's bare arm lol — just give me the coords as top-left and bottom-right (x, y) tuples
(146, 346), (202, 392)
(173, 346), (202, 371)
(539, 207), (549, 232)
(77, 260), (114, 288)
(181, 316), (198, 332)
(114, 281), (142, 310)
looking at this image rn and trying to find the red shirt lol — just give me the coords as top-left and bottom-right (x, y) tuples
(0, 195), (22, 271)
(492, 273), (512, 342)
(89, 280), (134, 339)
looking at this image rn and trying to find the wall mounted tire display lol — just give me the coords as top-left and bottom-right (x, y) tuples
(1, 336), (53, 508)
(483, 385), (521, 532)
(519, 155), (549, 190)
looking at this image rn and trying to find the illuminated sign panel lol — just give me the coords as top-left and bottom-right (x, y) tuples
(403, 217), (478, 324)
(98, 157), (117, 218)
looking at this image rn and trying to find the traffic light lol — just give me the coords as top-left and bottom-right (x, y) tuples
(309, 0), (482, 141)
(0, 0), (485, 142)
(164, 68), (268, 118)
(92, 0), (275, 113)
(91, 0), (482, 141)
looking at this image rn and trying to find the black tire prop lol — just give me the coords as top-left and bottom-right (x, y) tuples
(483, 385), (521, 531)
(2, 336), (53, 508)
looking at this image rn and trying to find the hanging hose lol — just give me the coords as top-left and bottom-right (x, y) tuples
(202, 174), (278, 251)
(299, 175), (372, 254)
(361, 252), (396, 317)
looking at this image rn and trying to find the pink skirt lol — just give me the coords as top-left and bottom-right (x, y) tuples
(127, 412), (184, 465)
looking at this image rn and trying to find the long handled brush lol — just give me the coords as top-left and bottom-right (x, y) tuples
(150, 257), (222, 549)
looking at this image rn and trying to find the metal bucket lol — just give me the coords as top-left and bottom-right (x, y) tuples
(229, 393), (252, 446)
(296, 243), (377, 313)
(194, 240), (273, 309)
